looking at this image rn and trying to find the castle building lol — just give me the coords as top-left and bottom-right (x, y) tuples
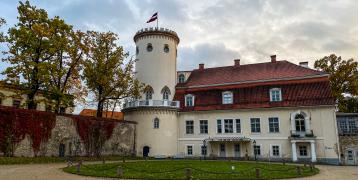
(123, 27), (340, 164)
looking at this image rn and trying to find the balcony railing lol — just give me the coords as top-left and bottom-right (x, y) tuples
(290, 130), (315, 138)
(123, 100), (180, 109)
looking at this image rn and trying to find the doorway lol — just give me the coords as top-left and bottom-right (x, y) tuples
(59, 143), (65, 157)
(220, 144), (226, 157)
(347, 150), (355, 165)
(143, 146), (150, 157)
(234, 144), (240, 158)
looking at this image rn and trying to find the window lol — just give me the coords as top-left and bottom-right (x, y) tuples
(235, 119), (241, 133)
(164, 44), (169, 53)
(269, 117), (280, 133)
(201, 145), (207, 156)
(200, 120), (208, 134)
(222, 91), (233, 104)
(299, 146), (308, 156)
(161, 86), (171, 100)
(270, 88), (282, 102)
(145, 91), (152, 100)
(136, 46), (139, 55)
(224, 119), (234, 133)
(186, 120), (194, 134)
(146, 43), (153, 52)
(348, 119), (357, 133)
(178, 74), (185, 83)
(254, 145), (261, 156)
(187, 145), (193, 156)
(250, 118), (261, 133)
(185, 94), (194, 107)
(217, 119), (222, 133)
(295, 114), (306, 132)
(13, 99), (21, 108)
(153, 118), (159, 129)
(59, 107), (66, 114)
(272, 145), (280, 156)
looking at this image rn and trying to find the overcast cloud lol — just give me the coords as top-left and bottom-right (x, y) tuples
(0, 0), (357, 112)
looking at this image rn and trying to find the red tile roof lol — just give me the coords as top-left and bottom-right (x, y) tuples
(174, 60), (334, 111)
(79, 109), (123, 121)
(178, 61), (327, 88)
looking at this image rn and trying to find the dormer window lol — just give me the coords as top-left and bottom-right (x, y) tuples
(270, 88), (282, 102)
(222, 91), (233, 104)
(185, 94), (194, 107)
(178, 74), (185, 83)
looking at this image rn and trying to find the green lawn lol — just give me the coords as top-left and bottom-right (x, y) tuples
(63, 160), (319, 179)
(0, 156), (143, 165)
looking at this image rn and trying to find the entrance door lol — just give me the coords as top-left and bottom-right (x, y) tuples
(347, 150), (355, 165)
(220, 144), (226, 157)
(59, 143), (65, 157)
(143, 146), (150, 157)
(234, 144), (240, 158)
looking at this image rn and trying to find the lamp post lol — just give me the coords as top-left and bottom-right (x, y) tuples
(253, 140), (257, 161)
(203, 139), (207, 160)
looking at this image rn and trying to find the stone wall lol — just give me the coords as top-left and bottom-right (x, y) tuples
(13, 116), (136, 157)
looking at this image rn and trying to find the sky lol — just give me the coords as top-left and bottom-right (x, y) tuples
(1, 0), (358, 112)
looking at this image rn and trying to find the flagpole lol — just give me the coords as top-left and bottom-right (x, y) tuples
(156, 13), (159, 29)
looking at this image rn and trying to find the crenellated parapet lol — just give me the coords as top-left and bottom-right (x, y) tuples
(134, 27), (180, 44)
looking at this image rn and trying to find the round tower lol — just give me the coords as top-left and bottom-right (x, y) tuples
(134, 27), (179, 100)
(123, 27), (180, 158)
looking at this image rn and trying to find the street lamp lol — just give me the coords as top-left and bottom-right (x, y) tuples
(203, 139), (207, 160)
(253, 140), (257, 161)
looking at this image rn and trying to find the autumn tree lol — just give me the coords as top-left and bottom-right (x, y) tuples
(2, 1), (58, 109)
(2, 1), (86, 112)
(0, 18), (5, 42)
(82, 31), (143, 117)
(314, 54), (358, 112)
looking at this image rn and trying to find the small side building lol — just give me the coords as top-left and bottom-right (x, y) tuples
(337, 112), (358, 165)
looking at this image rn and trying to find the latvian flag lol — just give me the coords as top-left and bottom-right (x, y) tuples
(146, 12), (158, 23)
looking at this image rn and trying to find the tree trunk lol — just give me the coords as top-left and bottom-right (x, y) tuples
(27, 92), (37, 109)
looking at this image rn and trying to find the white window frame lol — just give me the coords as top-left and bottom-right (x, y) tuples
(185, 94), (195, 107)
(250, 118), (261, 133)
(269, 88), (282, 102)
(217, 119), (222, 134)
(298, 145), (309, 157)
(185, 120), (194, 134)
(268, 117), (280, 133)
(235, 119), (241, 133)
(163, 91), (170, 100)
(224, 119), (234, 133)
(253, 144), (262, 156)
(222, 91), (233, 104)
(178, 74), (185, 83)
(199, 120), (208, 134)
(186, 144), (194, 156)
(270, 144), (281, 157)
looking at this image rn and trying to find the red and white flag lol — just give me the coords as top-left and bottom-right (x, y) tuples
(146, 12), (158, 23)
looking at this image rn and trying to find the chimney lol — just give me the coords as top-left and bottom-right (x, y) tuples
(234, 59), (240, 66)
(270, 55), (277, 63)
(199, 63), (204, 70)
(299, 61), (309, 68)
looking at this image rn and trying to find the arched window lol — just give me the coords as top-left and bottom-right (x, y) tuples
(295, 114), (306, 132)
(164, 44), (169, 53)
(146, 43), (153, 52)
(185, 94), (195, 107)
(144, 85), (154, 100)
(136, 46), (139, 55)
(178, 74), (185, 83)
(161, 86), (171, 100)
(153, 118), (159, 129)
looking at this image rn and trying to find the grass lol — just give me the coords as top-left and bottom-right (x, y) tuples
(63, 160), (319, 179)
(0, 155), (143, 165)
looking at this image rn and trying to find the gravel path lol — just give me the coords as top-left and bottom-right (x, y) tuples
(0, 163), (357, 180)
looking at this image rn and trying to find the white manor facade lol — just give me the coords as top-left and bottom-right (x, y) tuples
(123, 27), (340, 165)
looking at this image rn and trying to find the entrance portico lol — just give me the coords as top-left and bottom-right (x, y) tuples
(205, 137), (251, 158)
(291, 139), (317, 162)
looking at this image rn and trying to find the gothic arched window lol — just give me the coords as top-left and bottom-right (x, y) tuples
(161, 86), (171, 100)
(154, 117), (159, 129)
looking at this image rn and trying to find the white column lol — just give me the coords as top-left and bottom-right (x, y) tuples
(310, 141), (317, 162)
(292, 141), (297, 162)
